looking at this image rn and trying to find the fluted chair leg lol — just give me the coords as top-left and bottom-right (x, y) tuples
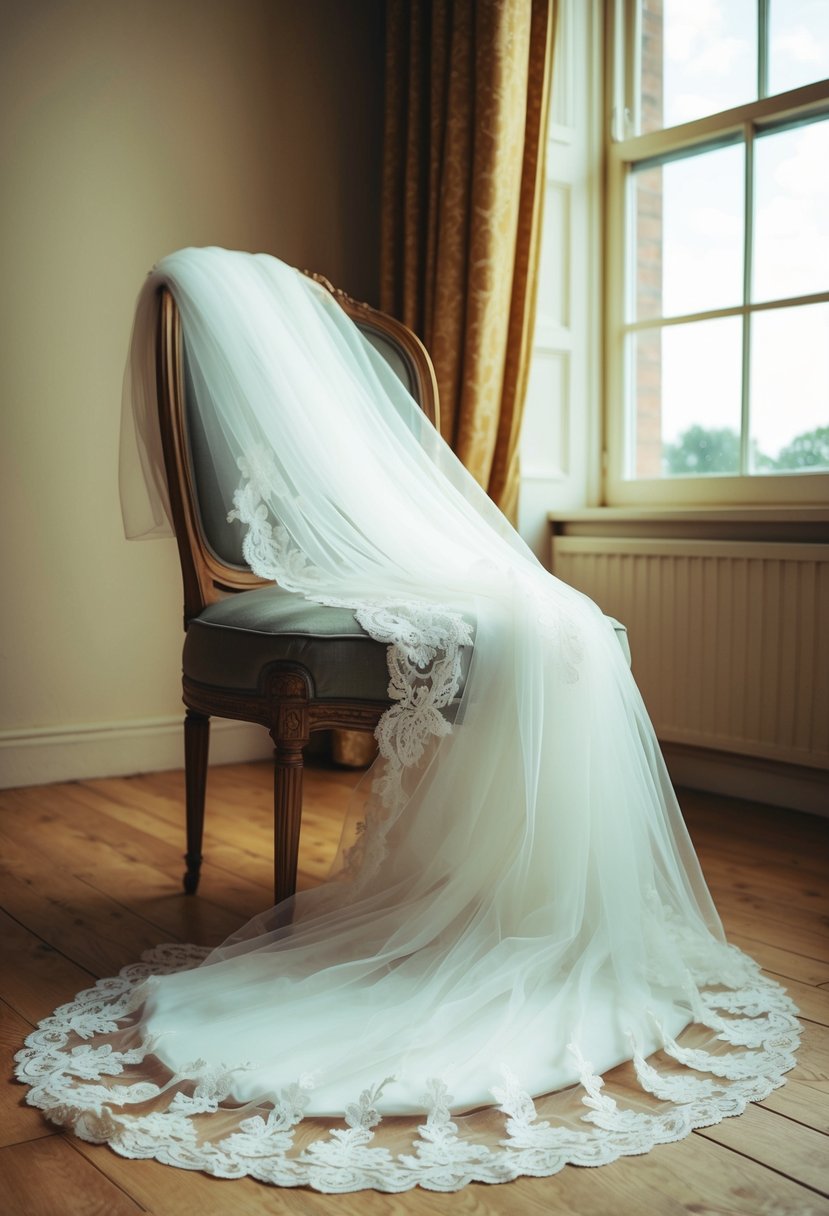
(272, 741), (304, 905)
(183, 709), (210, 894)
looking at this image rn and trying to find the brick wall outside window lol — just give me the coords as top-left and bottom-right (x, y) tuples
(635, 0), (664, 476)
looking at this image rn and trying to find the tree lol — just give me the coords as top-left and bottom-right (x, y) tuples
(662, 425), (740, 475)
(770, 426), (829, 470)
(662, 423), (829, 475)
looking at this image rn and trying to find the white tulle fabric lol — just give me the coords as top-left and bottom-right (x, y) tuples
(16, 249), (800, 1193)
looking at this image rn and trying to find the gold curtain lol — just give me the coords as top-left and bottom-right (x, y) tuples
(380, 0), (556, 517)
(335, 0), (555, 771)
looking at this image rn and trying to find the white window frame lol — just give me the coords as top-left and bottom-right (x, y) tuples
(604, 0), (829, 507)
(519, 0), (604, 554)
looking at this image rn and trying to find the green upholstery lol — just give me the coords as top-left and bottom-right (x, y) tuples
(185, 584), (411, 699)
(183, 584), (631, 697)
(183, 323), (419, 570)
(183, 350), (246, 568)
(361, 325), (416, 395)
(609, 616), (631, 666)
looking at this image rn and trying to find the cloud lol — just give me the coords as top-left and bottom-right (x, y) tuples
(669, 91), (727, 125)
(773, 25), (824, 65)
(661, 0), (755, 125)
(773, 122), (829, 197)
(664, 0), (726, 64)
(692, 205), (742, 239)
(688, 36), (749, 77)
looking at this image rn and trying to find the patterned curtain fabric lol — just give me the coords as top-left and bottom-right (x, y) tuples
(380, 0), (555, 516)
(337, 0), (555, 772)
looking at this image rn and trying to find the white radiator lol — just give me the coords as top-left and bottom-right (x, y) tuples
(551, 535), (829, 772)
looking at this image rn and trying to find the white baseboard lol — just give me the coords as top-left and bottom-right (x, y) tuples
(0, 715), (273, 790)
(662, 743), (828, 817)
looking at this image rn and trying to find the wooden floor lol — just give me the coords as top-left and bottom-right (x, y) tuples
(0, 761), (827, 1216)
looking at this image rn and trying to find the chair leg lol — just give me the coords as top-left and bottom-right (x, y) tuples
(272, 740), (304, 905)
(183, 709), (210, 895)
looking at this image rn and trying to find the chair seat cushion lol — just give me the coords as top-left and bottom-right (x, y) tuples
(184, 585), (395, 699)
(610, 617), (631, 666)
(183, 584), (631, 700)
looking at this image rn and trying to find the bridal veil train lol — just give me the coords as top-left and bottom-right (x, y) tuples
(15, 248), (800, 1193)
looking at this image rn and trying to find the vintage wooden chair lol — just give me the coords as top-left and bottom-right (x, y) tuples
(155, 274), (631, 905)
(155, 274), (444, 904)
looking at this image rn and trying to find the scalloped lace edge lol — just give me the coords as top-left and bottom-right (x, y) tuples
(14, 942), (801, 1193)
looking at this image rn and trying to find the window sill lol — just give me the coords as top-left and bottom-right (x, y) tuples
(548, 505), (829, 543)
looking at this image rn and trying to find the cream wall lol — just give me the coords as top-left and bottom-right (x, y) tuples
(0, 0), (384, 784)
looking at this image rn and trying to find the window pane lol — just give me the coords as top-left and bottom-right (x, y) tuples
(769, 0), (829, 96)
(750, 304), (829, 472)
(630, 317), (743, 478)
(753, 118), (829, 303)
(634, 143), (744, 320)
(640, 0), (757, 134)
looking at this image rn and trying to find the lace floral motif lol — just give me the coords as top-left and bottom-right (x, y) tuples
(15, 941), (801, 1191)
(228, 452), (323, 592)
(228, 447), (472, 884)
(399, 1080), (496, 1187)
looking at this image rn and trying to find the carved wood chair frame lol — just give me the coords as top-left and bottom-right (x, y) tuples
(155, 275), (440, 904)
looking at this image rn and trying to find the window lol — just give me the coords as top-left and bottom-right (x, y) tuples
(605, 0), (829, 505)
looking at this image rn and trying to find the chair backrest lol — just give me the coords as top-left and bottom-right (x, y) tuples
(156, 271), (440, 625)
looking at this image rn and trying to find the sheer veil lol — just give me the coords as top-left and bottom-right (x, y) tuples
(16, 248), (800, 1193)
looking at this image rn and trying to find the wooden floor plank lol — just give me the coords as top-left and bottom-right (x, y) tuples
(79, 770), (349, 898)
(0, 907), (96, 1024)
(0, 1136), (146, 1215)
(753, 1013), (828, 1135)
(696, 1102), (829, 1194)
(0, 1000), (55, 1150)
(786, 1021), (829, 1096)
(6, 781), (275, 918)
(72, 1138), (524, 1216)
(0, 788), (242, 945)
(537, 1127), (829, 1216)
(695, 854), (828, 919)
(1, 767), (826, 1216)
(726, 933), (829, 987)
(761, 972), (829, 1026)
(0, 792), (237, 943)
(0, 831), (167, 977)
(703, 878), (829, 940)
(70, 775), (329, 905)
(680, 788), (828, 846)
(691, 831), (828, 884)
(89, 764), (355, 854)
(759, 1078), (829, 1135)
(68, 1133), (829, 1216)
(713, 901), (829, 960)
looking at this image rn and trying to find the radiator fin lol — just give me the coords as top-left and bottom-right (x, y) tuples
(552, 539), (828, 770)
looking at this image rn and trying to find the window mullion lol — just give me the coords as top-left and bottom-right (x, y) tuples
(758, 0), (770, 100)
(740, 122), (755, 476)
(623, 161), (637, 477)
(622, 288), (829, 333)
(629, 0), (642, 138)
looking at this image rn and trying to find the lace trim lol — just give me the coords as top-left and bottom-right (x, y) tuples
(228, 449), (473, 884)
(15, 944), (800, 1193)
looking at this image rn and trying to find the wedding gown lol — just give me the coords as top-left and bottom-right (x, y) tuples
(16, 248), (800, 1193)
